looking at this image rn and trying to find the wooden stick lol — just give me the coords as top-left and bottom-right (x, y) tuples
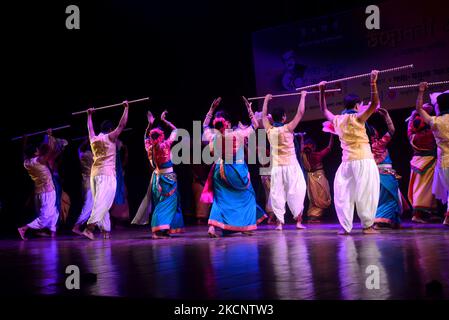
(389, 80), (449, 90)
(294, 64), (414, 91)
(72, 128), (133, 141)
(247, 88), (341, 101)
(72, 97), (150, 116)
(11, 125), (71, 141)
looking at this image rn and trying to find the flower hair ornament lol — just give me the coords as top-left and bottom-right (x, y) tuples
(213, 117), (228, 133)
(149, 127), (165, 144)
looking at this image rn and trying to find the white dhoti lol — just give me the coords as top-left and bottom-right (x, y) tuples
(334, 158), (380, 232)
(432, 166), (449, 205)
(87, 175), (117, 232)
(27, 191), (59, 232)
(270, 161), (306, 224)
(75, 178), (93, 225)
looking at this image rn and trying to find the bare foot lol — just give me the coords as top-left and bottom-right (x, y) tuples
(412, 216), (427, 224)
(363, 226), (380, 234)
(275, 223), (283, 231)
(296, 222), (307, 230)
(102, 232), (111, 240)
(72, 225), (83, 236)
(338, 229), (351, 235)
(82, 229), (95, 240)
(50, 231), (56, 238)
(208, 226), (218, 238)
(443, 216), (449, 227)
(18, 227), (28, 240)
(242, 231), (254, 236)
(152, 232), (169, 239)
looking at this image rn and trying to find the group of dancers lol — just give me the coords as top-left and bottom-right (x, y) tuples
(17, 70), (449, 240)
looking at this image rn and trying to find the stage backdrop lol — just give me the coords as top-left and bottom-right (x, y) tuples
(252, 0), (449, 121)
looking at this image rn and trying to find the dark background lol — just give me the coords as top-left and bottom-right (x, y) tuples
(0, 0), (441, 236)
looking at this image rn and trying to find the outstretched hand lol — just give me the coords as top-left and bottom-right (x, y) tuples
(210, 97), (222, 111)
(419, 82), (428, 92)
(318, 81), (327, 91)
(371, 70), (379, 83)
(161, 110), (168, 121)
(377, 107), (389, 117)
(147, 111), (155, 124)
(242, 96), (253, 112)
(264, 94), (273, 102)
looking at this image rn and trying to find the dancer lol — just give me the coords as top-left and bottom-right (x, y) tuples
(407, 103), (438, 223)
(371, 108), (403, 229)
(415, 84), (449, 226)
(72, 139), (94, 235)
(201, 97), (266, 237)
(132, 110), (184, 239)
(319, 70), (380, 235)
(262, 91), (307, 230)
(82, 101), (129, 240)
(18, 130), (59, 240)
(299, 133), (333, 223)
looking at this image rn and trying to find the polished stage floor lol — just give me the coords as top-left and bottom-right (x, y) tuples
(1, 223), (448, 300)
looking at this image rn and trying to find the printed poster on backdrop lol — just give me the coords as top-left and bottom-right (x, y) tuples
(252, 0), (449, 121)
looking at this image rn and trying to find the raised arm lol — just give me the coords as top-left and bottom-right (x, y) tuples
(87, 108), (96, 140)
(319, 81), (335, 121)
(203, 97), (221, 128)
(286, 91), (307, 132)
(416, 82), (432, 124)
(109, 101), (129, 142)
(161, 110), (177, 143)
(145, 111), (155, 139)
(377, 108), (395, 136)
(242, 96), (258, 129)
(357, 70), (379, 123)
(262, 94), (273, 130)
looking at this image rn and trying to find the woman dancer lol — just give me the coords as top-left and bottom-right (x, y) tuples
(407, 103), (438, 223)
(299, 133), (333, 223)
(415, 84), (449, 227)
(201, 97), (266, 237)
(371, 108), (403, 229)
(132, 111), (184, 238)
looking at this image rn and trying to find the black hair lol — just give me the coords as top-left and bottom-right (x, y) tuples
(437, 93), (449, 113)
(150, 128), (163, 141)
(100, 120), (114, 133)
(215, 110), (230, 120)
(344, 94), (361, 110)
(271, 107), (286, 123)
(304, 138), (316, 146)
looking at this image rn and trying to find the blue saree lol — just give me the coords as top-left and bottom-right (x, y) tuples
(132, 164), (184, 233)
(375, 155), (401, 225)
(206, 146), (267, 231)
